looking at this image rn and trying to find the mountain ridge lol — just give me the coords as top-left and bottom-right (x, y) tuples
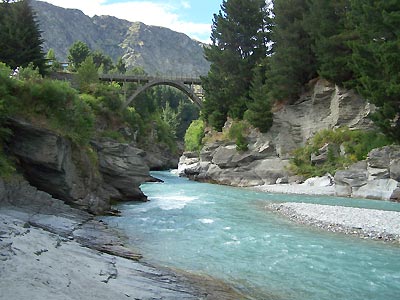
(31, 0), (210, 75)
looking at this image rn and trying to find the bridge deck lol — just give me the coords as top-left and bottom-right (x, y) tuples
(99, 74), (202, 85)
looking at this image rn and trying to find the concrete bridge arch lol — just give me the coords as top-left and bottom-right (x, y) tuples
(122, 79), (203, 109)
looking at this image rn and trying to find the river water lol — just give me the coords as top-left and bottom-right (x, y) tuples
(105, 171), (400, 300)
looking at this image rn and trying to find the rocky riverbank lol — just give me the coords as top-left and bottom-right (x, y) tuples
(0, 179), (246, 300)
(266, 202), (400, 243)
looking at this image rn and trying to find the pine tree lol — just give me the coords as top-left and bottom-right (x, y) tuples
(267, 0), (317, 103)
(67, 41), (91, 71)
(91, 50), (114, 73)
(348, 0), (400, 142)
(0, 0), (46, 74)
(303, 0), (353, 84)
(115, 57), (126, 74)
(245, 58), (273, 132)
(46, 48), (61, 71)
(77, 56), (98, 92)
(202, 0), (269, 130)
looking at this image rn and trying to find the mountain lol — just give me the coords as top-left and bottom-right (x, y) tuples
(30, 0), (210, 76)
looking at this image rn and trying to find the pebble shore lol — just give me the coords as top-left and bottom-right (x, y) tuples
(266, 202), (400, 243)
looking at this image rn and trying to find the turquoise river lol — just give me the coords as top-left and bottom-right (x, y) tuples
(105, 171), (400, 300)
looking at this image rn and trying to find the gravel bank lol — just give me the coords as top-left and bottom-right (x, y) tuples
(267, 202), (400, 243)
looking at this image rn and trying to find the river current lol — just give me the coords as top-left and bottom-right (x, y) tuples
(105, 171), (400, 300)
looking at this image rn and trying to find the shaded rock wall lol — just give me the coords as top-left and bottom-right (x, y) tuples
(6, 118), (150, 214)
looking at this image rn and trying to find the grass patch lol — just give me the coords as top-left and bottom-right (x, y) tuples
(289, 128), (392, 177)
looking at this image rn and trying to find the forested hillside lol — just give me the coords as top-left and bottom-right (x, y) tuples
(201, 0), (400, 143)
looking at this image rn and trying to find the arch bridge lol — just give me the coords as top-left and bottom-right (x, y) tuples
(99, 74), (204, 108)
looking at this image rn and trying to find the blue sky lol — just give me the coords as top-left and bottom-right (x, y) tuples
(40, 0), (222, 43)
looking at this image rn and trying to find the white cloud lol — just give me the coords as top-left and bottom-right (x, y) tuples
(181, 1), (190, 9)
(39, 0), (211, 43)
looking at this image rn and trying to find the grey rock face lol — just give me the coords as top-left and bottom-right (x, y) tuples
(30, 0), (210, 76)
(334, 146), (400, 200)
(179, 79), (375, 188)
(390, 158), (400, 182)
(6, 119), (152, 213)
(7, 118), (108, 213)
(142, 143), (180, 170)
(92, 141), (150, 201)
(267, 79), (375, 158)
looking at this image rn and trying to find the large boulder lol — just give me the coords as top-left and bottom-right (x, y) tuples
(334, 168), (368, 197)
(390, 158), (400, 182)
(7, 118), (109, 213)
(211, 145), (256, 169)
(334, 147), (400, 200)
(353, 179), (399, 200)
(177, 152), (201, 177)
(92, 141), (150, 201)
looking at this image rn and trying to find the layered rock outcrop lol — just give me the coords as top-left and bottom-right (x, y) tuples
(91, 140), (150, 201)
(6, 118), (150, 214)
(179, 79), (375, 187)
(335, 146), (400, 201)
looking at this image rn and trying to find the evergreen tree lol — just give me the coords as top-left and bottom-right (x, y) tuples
(245, 59), (273, 132)
(348, 0), (400, 142)
(68, 41), (91, 70)
(267, 0), (316, 103)
(115, 57), (126, 74)
(303, 0), (353, 84)
(77, 56), (98, 92)
(46, 48), (61, 72)
(0, 0), (46, 74)
(91, 50), (114, 73)
(202, 0), (269, 130)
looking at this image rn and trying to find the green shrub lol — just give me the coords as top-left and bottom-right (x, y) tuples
(80, 93), (100, 111)
(99, 130), (127, 143)
(61, 98), (95, 145)
(184, 119), (205, 152)
(155, 114), (177, 153)
(122, 107), (144, 135)
(1, 68), (95, 146)
(228, 120), (249, 151)
(30, 79), (76, 116)
(289, 128), (392, 177)
(0, 147), (15, 179)
(86, 83), (123, 112)
(77, 56), (98, 92)
(18, 63), (42, 81)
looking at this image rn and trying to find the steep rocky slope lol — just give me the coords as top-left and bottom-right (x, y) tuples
(179, 79), (375, 186)
(178, 79), (400, 201)
(31, 0), (210, 75)
(6, 118), (152, 214)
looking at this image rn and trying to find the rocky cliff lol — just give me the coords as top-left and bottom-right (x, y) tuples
(179, 79), (400, 201)
(6, 118), (152, 214)
(30, 0), (210, 75)
(179, 79), (375, 184)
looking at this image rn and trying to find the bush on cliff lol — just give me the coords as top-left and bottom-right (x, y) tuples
(228, 121), (249, 152)
(290, 128), (391, 177)
(0, 63), (95, 145)
(184, 119), (205, 152)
